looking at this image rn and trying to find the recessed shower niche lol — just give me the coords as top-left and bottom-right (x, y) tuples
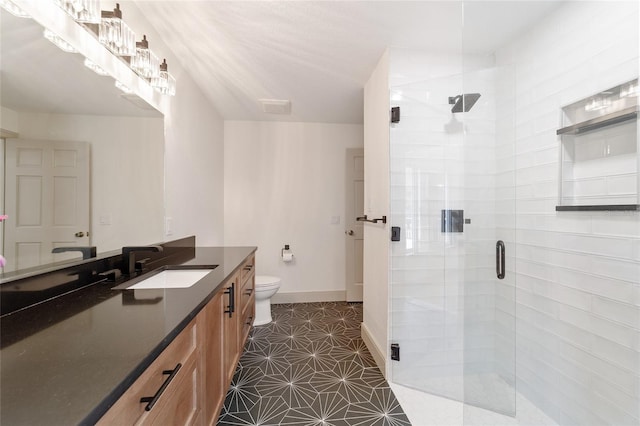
(557, 79), (639, 211)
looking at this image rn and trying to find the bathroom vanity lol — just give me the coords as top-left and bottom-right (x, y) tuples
(0, 245), (256, 425)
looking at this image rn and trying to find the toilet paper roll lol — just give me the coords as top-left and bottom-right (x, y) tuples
(282, 252), (294, 262)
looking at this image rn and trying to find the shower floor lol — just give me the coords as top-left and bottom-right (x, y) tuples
(391, 373), (558, 426)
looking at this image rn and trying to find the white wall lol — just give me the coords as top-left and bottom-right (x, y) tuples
(223, 121), (363, 299)
(163, 72), (225, 245)
(496, 2), (640, 425)
(15, 112), (165, 252)
(1, 107), (19, 133)
(125, 1), (226, 246)
(362, 50), (391, 375)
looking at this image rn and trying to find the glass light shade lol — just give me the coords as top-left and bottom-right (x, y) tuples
(43, 29), (77, 53)
(84, 58), (108, 76)
(151, 71), (176, 96)
(130, 39), (160, 79)
(55, 0), (100, 23)
(0, 0), (29, 17)
(151, 60), (176, 96)
(99, 14), (136, 56)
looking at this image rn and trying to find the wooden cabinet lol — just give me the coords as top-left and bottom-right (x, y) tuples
(98, 254), (255, 426)
(97, 319), (202, 426)
(143, 353), (202, 426)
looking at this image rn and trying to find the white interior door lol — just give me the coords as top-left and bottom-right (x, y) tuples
(4, 139), (90, 271)
(345, 148), (364, 302)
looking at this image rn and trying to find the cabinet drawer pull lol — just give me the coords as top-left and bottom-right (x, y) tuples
(244, 288), (253, 296)
(243, 265), (253, 271)
(140, 363), (182, 411)
(224, 282), (235, 317)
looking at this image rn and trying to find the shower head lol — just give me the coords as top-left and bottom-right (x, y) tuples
(448, 93), (481, 113)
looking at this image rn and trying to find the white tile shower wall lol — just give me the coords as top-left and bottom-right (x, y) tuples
(495, 2), (640, 425)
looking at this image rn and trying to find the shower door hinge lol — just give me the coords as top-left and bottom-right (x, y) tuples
(391, 106), (400, 123)
(391, 343), (400, 361)
(391, 226), (401, 241)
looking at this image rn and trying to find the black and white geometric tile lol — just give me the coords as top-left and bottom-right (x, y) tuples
(217, 302), (411, 426)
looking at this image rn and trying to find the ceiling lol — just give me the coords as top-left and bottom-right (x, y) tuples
(0, 1), (564, 122)
(134, 0), (564, 123)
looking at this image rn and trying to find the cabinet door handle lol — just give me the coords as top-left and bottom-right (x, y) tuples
(140, 363), (182, 411)
(243, 265), (253, 271)
(246, 316), (253, 326)
(224, 282), (235, 317)
(245, 288), (253, 296)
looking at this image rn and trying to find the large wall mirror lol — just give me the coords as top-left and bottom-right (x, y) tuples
(0, 9), (165, 277)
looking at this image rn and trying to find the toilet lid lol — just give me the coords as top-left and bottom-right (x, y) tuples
(256, 275), (281, 288)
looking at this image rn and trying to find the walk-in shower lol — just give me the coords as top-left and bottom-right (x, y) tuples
(388, 1), (639, 425)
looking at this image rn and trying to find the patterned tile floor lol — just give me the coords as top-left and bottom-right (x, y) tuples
(217, 302), (412, 426)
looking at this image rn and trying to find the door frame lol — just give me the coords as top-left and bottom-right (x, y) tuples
(345, 147), (364, 302)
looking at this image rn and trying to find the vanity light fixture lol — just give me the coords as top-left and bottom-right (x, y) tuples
(150, 59), (176, 96)
(129, 35), (160, 79)
(54, 0), (100, 23)
(0, 0), (30, 18)
(98, 3), (136, 57)
(84, 58), (109, 76)
(43, 28), (77, 53)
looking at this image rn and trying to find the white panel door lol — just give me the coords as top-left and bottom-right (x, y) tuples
(345, 148), (364, 302)
(4, 139), (90, 271)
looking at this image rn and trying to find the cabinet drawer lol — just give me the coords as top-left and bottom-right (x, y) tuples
(240, 293), (255, 344)
(239, 255), (255, 287)
(140, 353), (201, 426)
(240, 278), (254, 317)
(97, 319), (199, 425)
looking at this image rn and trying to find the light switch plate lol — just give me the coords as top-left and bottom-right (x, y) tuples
(99, 214), (112, 225)
(165, 217), (173, 236)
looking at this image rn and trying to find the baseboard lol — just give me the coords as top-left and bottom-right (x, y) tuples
(361, 322), (387, 378)
(271, 290), (346, 304)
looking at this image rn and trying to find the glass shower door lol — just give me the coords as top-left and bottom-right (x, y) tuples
(459, 65), (516, 418)
(390, 73), (466, 402)
(389, 66), (516, 418)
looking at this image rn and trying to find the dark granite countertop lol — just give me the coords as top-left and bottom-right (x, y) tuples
(0, 246), (256, 426)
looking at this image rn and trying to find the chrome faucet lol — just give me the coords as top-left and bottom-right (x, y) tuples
(121, 245), (163, 276)
(52, 246), (97, 260)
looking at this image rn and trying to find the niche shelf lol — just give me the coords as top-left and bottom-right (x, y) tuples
(556, 79), (639, 212)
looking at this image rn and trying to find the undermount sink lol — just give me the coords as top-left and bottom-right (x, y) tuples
(121, 265), (218, 290)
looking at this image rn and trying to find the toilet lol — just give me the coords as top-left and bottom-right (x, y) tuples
(253, 275), (281, 326)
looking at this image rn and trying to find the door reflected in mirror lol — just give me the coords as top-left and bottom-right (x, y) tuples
(0, 9), (165, 276)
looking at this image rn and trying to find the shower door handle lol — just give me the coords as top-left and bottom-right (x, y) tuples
(496, 240), (505, 280)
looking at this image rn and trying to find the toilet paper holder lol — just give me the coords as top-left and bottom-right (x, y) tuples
(281, 244), (294, 261)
